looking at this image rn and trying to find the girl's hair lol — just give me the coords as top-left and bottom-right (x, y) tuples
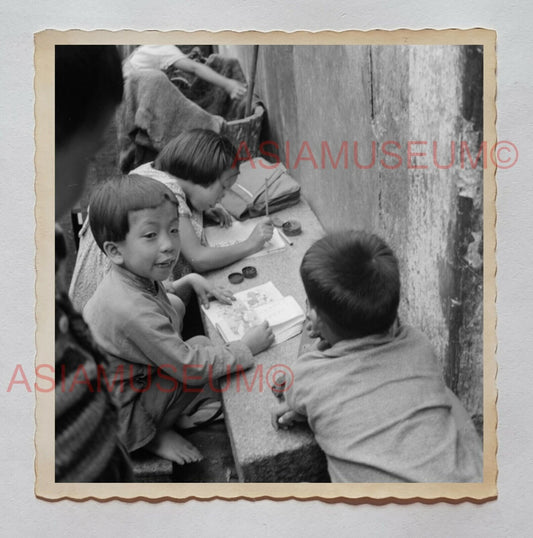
(300, 230), (400, 339)
(154, 129), (238, 187)
(55, 45), (123, 147)
(89, 174), (178, 252)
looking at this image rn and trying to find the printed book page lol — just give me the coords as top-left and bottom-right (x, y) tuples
(201, 282), (305, 343)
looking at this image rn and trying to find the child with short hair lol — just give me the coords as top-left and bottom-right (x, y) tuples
(135, 128), (274, 276)
(84, 174), (274, 464)
(69, 128), (273, 311)
(273, 230), (482, 483)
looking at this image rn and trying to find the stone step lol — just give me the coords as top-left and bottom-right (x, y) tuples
(130, 451), (175, 483)
(130, 421), (238, 482)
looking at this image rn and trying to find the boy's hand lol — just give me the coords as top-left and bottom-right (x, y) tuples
(305, 319), (320, 339)
(248, 220), (274, 251)
(206, 285), (235, 307)
(205, 205), (233, 228)
(271, 403), (306, 430)
(241, 320), (274, 355)
(187, 274), (235, 308)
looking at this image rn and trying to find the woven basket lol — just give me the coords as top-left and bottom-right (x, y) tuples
(224, 105), (265, 157)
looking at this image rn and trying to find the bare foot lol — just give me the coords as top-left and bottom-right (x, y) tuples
(146, 429), (203, 465)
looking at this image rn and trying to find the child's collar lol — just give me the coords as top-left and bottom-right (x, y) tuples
(321, 318), (402, 357)
(112, 263), (159, 296)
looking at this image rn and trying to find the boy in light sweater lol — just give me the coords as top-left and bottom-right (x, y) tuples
(84, 174), (273, 464)
(273, 230), (482, 482)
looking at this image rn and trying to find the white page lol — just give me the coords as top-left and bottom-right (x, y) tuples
(234, 281), (284, 308)
(204, 219), (287, 259)
(201, 282), (304, 343)
(253, 295), (305, 328)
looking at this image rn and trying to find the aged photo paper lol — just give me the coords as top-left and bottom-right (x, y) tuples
(35, 29), (497, 502)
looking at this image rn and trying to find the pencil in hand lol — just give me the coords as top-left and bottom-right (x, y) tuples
(279, 228), (293, 246)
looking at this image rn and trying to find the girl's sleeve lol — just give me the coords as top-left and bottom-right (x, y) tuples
(171, 188), (192, 219)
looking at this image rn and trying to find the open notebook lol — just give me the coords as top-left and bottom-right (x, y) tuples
(201, 281), (305, 345)
(204, 219), (287, 259)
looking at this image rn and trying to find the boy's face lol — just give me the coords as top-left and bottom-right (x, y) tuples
(188, 168), (239, 212)
(305, 299), (321, 338)
(305, 298), (333, 348)
(112, 200), (180, 281)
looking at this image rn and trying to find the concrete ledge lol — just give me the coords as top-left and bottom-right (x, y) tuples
(130, 451), (175, 483)
(235, 424), (329, 482)
(203, 201), (329, 482)
(222, 362), (330, 483)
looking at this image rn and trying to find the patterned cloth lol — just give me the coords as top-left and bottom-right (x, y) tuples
(55, 226), (131, 482)
(68, 216), (110, 312)
(286, 321), (483, 483)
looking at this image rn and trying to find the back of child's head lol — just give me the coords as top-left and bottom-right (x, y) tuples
(153, 128), (238, 187)
(300, 230), (400, 339)
(89, 174), (178, 252)
(55, 45), (123, 148)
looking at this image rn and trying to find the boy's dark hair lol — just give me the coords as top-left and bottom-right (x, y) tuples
(89, 174), (178, 252)
(300, 230), (400, 338)
(55, 45), (123, 148)
(154, 128), (238, 186)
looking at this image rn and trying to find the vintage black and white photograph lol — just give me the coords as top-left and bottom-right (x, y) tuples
(38, 30), (496, 500)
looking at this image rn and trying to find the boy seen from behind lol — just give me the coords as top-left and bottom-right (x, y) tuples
(273, 230), (482, 483)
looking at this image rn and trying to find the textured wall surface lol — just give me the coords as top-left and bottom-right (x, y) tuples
(222, 44), (483, 420)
